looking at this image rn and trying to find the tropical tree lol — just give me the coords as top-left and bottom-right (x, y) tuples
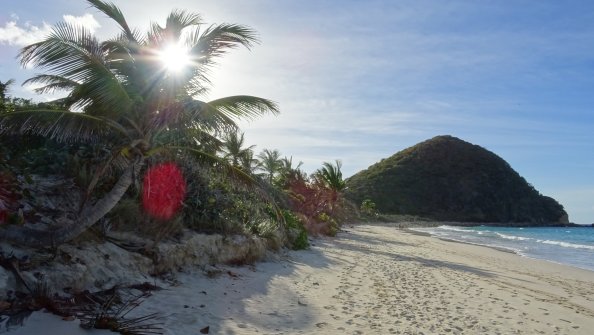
(0, 79), (15, 112)
(314, 160), (346, 213)
(276, 155), (304, 186)
(257, 148), (282, 184)
(220, 131), (255, 168)
(0, 0), (278, 247)
(239, 150), (260, 174)
(280, 156), (303, 174)
(316, 160), (346, 193)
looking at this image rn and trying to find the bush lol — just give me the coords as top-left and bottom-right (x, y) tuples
(317, 212), (339, 237)
(360, 199), (378, 218)
(283, 210), (308, 250)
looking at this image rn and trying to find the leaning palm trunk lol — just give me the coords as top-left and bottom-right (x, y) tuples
(0, 161), (139, 248)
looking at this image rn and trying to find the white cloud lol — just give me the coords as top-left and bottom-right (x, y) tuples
(0, 13), (100, 46)
(0, 20), (52, 46)
(63, 13), (100, 33)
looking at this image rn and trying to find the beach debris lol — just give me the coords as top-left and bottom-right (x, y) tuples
(127, 282), (162, 292)
(1, 274), (164, 335)
(75, 289), (164, 335)
(297, 299), (308, 306)
(199, 325), (210, 334)
(203, 266), (223, 278)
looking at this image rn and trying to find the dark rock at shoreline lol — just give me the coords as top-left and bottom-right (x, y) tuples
(345, 135), (568, 226)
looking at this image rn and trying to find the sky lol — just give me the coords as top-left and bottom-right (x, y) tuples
(0, 0), (593, 224)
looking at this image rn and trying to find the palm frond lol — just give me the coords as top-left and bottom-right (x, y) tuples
(22, 74), (79, 94)
(19, 22), (133, 114)
(1, 79), (15, 86)
(207, 96), (279, 121)
(186, 23), (259, 67)
(102, 39), (134, 63)
(164, 10), (202, 42)
(0, 110), (129, 143)
(86, 0), (136, 42)
(220, 131), (255, 165)
(257, 148), (282, 182)
(177, 99), (238, 131)
(317, 160), (346, 191)
(171, 146), (258, 187)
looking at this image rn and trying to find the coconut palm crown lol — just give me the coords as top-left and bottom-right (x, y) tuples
(316, 160), (346, 192)
(221, 131), (255, 168)
(0, 0), (279, 247)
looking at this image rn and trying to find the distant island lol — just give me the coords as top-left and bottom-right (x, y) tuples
(345, 135), (569, 226)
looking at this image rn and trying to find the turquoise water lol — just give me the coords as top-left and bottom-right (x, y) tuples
(413, 226), (594, 272)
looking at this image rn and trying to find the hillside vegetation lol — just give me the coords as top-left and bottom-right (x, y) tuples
(345, 135), (568, 225)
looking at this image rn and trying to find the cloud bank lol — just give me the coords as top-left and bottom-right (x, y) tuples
(0, 13), (99, 46)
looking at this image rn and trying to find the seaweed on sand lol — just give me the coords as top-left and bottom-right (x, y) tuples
(74, 288), (163, 335)
(0, 279), (163, 335)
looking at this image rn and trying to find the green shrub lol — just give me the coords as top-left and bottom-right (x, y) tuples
(283, 210), (308, 250)
(360, 198), (378, 218)
(317, 212), (339, 237)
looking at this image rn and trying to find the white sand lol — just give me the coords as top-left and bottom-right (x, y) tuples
(7, 224), (594, 334)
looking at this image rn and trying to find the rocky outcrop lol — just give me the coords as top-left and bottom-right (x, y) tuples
(0, 230), (272, 297)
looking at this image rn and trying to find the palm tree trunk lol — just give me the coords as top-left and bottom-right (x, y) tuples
(0, 161), (140, 248)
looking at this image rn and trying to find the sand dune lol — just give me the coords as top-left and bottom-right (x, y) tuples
(8, 223), (594, 334)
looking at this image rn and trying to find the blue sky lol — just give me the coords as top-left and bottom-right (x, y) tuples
(1, 1), (593, 224)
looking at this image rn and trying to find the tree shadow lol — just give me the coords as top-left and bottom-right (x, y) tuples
(132, 226), (499, 334)
(131, 245), (339, 334)
(330, 231), (497, 278)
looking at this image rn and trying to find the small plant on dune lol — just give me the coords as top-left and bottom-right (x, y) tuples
(360, 199), (378, 218)
(282, 210), (308, 250)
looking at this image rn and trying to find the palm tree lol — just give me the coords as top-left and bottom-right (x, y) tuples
(220, 131), (255, 167)
(257, 149), (282, 184)
(280, 156), (303, 173)
(316, 160), (346, 192)
(0, 0), (278, 247)
(239, 150), (260, 174)
(0, 79), (15, 112)
(276, 155), (305, 186)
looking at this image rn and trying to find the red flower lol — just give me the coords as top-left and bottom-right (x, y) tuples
(142, 162), (187, 220)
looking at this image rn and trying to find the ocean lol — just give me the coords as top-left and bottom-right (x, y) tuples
(412, 225), (594, 272)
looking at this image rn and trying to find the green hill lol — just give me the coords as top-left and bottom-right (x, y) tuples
(345, 135), (569, 225)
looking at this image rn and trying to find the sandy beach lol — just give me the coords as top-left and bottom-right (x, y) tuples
(9, 223), (594, 334)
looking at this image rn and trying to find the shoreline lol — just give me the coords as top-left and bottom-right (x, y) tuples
(404, 226), (522, 254)
(402, 223), (594, 273)
(8, 223), (594, 334)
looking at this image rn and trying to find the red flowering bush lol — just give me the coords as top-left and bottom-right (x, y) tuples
(142, 162), (187, 220)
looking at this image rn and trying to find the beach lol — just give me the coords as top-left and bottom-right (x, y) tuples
(9, 223), (594, 334)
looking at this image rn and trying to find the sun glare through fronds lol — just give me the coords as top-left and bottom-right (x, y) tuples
(159, 44), (191, 72)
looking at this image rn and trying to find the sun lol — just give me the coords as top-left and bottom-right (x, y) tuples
(159, 44), (191, 72)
